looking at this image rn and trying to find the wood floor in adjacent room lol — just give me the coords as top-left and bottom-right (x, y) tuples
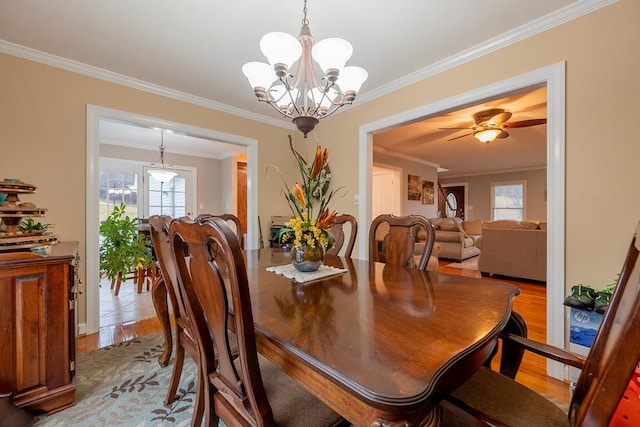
(78, 258), (570, 405)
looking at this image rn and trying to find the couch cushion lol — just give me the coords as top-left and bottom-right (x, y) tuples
(463, 219), (483, 236)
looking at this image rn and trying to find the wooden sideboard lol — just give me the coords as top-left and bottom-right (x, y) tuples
(0, 242), (79, 414)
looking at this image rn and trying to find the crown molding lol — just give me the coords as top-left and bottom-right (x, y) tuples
(0, 0), (615, 124)
(373, 145), (441, 169)
(356, 0), (617, 105)
(439, 165), (547, 180)
(0, 39), (293, 131)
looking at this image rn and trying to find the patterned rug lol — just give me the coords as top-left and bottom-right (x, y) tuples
(34, 333), (197, 426)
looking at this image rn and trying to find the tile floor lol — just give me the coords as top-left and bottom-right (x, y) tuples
(99, 276), (158, 328)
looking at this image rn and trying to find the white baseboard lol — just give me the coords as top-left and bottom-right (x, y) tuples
(78, 323), (87, 336)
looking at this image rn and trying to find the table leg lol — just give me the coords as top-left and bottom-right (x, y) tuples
(152, 275), (172, 367)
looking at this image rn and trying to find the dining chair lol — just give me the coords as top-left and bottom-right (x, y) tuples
(195, 213), (244, 249)
(325, 213), (357, 257)
(148, 215), (205, 425)
(169, 216), (347, 427)
(369, 214), (435, 270)
(440, 220), (640, 426)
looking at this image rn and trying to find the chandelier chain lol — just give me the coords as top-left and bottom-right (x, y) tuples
(302, 0), (309, 26)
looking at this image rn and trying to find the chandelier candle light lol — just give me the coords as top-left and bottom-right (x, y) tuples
(242, 0), (368, 137)
(147, 130), (177, 183)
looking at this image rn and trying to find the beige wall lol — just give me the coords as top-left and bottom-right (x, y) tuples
(317, 0), (639, 289)
(1, 0), (638, 329)
(0, 53), (300, 325)
(440, 169), (547, 221)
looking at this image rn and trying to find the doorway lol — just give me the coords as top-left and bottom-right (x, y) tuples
(85, 105), (259, 335)
(372, 165), (401, 219)
(358, 63), (566, 380)
(439, 184), (466, 219)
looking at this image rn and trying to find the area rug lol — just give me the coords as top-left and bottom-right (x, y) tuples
(34, 333), (197, 426)
(446, 256), (479, 271)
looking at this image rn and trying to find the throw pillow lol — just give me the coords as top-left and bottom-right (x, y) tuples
(439, 221), (460, 232)
(463, 219), (483, 235)
(440, 221), (469, 237)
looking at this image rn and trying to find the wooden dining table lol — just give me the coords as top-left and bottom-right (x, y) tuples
(152, 248), (520, 426)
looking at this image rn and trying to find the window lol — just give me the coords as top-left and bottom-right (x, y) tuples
(147, 174), (187, 217)
(491, 181), (525, 221)
(99, 171), (139, 222)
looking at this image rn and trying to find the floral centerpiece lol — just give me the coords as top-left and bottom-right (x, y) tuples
(276, 135), (340, 272)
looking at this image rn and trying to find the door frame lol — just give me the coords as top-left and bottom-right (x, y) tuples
(440, 183), (468, 219)
(372, 163), (402, 217)
(357, 62), (566, 380)
(85, 105), (259, 335)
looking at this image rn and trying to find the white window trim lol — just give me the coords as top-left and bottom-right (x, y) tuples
(491, 180), (527, 221)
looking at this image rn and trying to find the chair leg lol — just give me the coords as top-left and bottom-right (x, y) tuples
(192, 369), (205, 427)
(164, 337), (185, 405)
(113, 272), (123, 296)
(136, 268), (144, 293)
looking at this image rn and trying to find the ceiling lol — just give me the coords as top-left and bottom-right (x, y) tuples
(0, 1), (603, 172)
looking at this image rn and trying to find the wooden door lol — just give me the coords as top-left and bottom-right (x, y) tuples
(237, 162), (247, 235)
(439, 185), (465, 219)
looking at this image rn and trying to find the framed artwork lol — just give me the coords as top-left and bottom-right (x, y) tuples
(422, 180), (434, 204)
(408, 174), (421, 200)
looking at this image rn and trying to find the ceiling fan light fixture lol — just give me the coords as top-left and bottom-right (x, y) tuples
(474, 128), (502, 143)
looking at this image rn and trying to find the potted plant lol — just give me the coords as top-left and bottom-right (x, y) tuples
(99, 203), (152, 288)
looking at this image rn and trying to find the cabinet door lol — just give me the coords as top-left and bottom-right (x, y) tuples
(0, 266), (48, 393)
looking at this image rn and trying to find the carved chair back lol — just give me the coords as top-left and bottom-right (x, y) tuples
(169, 216), (274, 426)
(368, 214), (435, 270)
(325, 213), (358, 257)
(195, 213), (244, 249)
(148, 215), (202, 417)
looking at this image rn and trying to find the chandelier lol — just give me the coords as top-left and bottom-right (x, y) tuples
(147, 130), (177, 183)
(242, 0), (368, 137)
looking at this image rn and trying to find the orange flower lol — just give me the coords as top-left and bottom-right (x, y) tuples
(310, 145), (329, 180)
(316, 209), (336, 230)
(293, 183), (306, 207)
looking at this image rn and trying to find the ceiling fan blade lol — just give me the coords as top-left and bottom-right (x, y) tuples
(491, 112), (512, 125)
(440, 127), (475, 130)
(497, 130), (509, 139)
(503, 118), (547, 128)
(448, 133), (473, 141)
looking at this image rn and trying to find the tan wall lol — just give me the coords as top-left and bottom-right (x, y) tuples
(0, 53), (298, 325)
(316, 0), (640, 289)
(440, 169), (547, 221)
(1, 0), (638, 328)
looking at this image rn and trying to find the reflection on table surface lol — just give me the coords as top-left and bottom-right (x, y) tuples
(244, 248), (519, 402)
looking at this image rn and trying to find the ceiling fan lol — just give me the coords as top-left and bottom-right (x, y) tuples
(441, 108), (547, 143)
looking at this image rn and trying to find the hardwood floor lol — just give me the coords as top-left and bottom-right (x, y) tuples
(78, 258), (571, 404)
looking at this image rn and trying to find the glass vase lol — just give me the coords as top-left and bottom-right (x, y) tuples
(291, 242), (325, 272)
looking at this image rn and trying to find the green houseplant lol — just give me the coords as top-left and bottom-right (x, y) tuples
(99, 203), (152, 284)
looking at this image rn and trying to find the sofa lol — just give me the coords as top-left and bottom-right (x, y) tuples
(422, 217), (482, 261)
(477, 220), (547, 282)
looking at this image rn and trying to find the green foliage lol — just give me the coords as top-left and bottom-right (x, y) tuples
(99, 203), (152, 282)
(18, 218), (53, 232)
